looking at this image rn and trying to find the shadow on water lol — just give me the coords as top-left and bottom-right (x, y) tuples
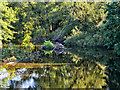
(106, 58), (120, 88)
(68, 47), (120, 89)
(0, 46), (120, 88)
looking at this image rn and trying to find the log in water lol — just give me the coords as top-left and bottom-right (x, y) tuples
(1, 62), (73, 69)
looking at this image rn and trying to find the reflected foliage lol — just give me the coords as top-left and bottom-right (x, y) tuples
(0, 61), (107, 88)
(68, 47), (118, 66)
(106, 59), (120, 88)
(1, 44), (120, 88)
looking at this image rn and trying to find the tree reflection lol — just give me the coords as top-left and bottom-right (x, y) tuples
(0, 61), (107, 88)
(0, 46), (113, 88)
(0, 66), (16, 88)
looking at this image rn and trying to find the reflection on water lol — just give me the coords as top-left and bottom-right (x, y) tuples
(0, 61), (107, 88)
(1, 47), (120, 88)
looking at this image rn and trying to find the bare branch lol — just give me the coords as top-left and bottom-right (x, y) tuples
(52, 23), (72, 41)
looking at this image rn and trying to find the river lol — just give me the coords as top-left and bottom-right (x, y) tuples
(0, 46), (120, 88)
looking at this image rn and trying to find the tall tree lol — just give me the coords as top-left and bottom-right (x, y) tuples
(0, 2), (17, 43)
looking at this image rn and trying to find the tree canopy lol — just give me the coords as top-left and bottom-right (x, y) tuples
(1, 2), (120, 55)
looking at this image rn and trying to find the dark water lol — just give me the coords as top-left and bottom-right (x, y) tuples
(0, 47), (120, 88)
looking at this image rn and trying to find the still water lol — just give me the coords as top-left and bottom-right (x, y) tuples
(0, 47), (120, 88)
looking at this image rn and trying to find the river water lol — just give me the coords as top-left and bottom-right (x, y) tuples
(0, 46), (120, 88)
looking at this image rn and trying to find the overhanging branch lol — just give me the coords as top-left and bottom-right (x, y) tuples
(52, 23), (72, 41)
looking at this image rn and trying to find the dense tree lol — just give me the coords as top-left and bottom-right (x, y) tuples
(63, 2), (107, 47)
(8, 2), (38, 44)
(100, 2), (120, 55)
(2, 2), (120, 56)
(0, 2), (17, 43)
(6, 2), (107, 45)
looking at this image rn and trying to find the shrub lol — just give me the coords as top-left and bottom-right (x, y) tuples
(100, 2), (120, 55)
(43, 40), (54, 48)
(64, 30), (105, 47)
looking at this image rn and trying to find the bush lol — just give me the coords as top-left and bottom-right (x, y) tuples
(64, 30), (106, 47)
(43, 40), (54, 48)
(2, 46), (31, 62)
(100, 2), (120, 55)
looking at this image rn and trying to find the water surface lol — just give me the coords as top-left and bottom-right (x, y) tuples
(0, 47), (120, 88)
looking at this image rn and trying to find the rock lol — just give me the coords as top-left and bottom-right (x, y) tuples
(54, 49), (64, 55)
(53, 42), (66, 55)
(54, 42), (65, 50)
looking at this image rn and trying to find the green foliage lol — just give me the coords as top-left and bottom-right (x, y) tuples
(8, 2), (36, 44)
(33, 28), (48, 37)
(0, 2), (17, 43)
(2, 46), (31, 62)
(100, 2), (120, 55)
(48, 28), (62, 39)
(43, 40), (54, 48)
(3, 2), (119, 54)
(43, 50), (53, 55)
(22, 33), (34, 49)
(1, 2), (107, 46)
(42, 40), (54, 55)
(68, 2), (106, 27)
(62, 2), (107, 47)
(64, 30), (106, 47)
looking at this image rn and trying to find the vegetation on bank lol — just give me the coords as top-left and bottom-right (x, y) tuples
(0, 2), (120, 88)
(0, 2), (120, 56)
